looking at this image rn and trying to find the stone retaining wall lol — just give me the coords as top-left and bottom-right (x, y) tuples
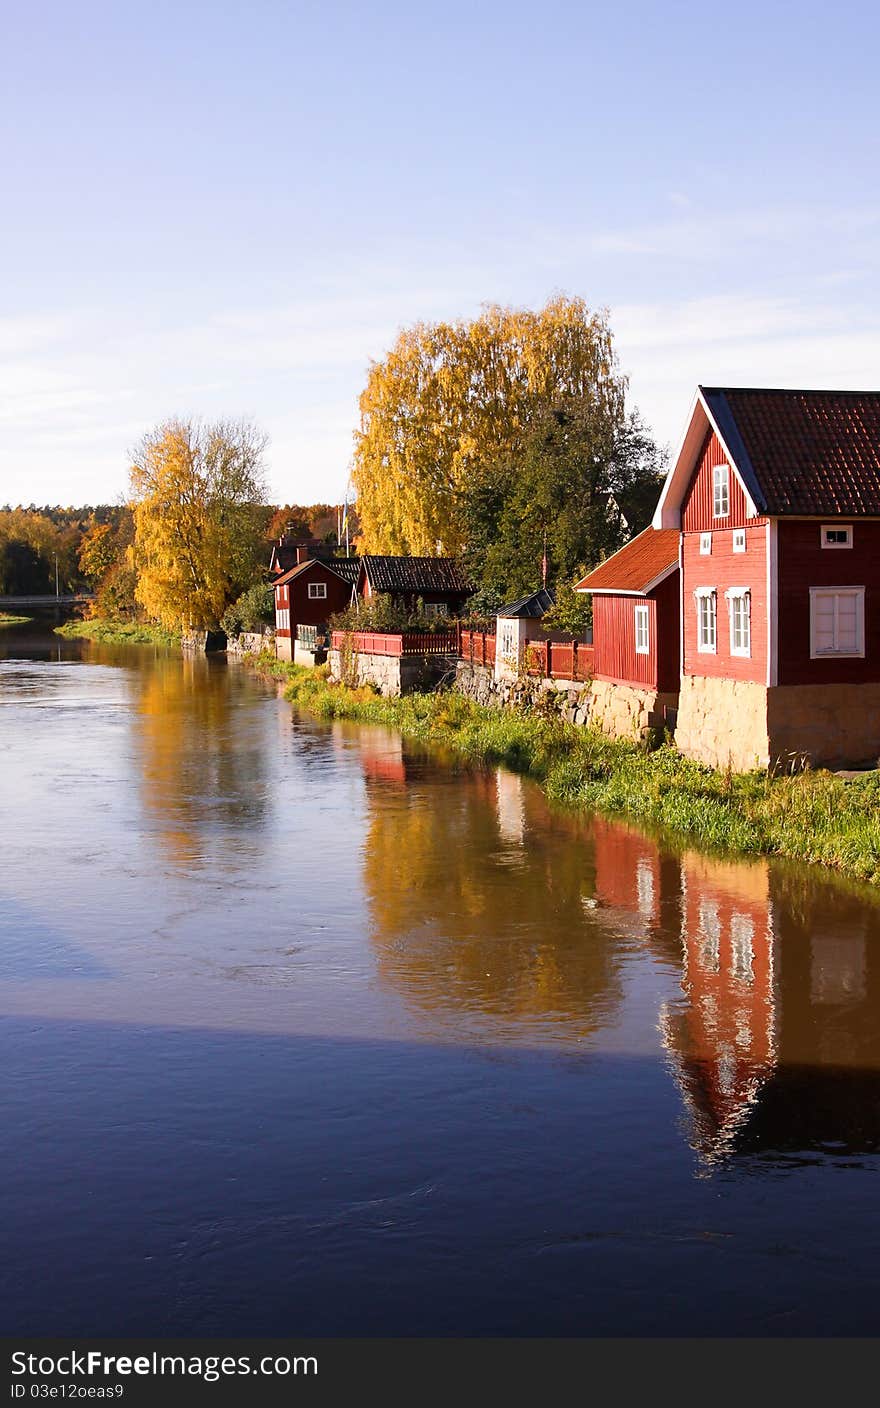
(767, 682), (880, 770)
(329, 649), (457, 697)
(226, 630), (273, 656)
(455, 661), (591, 725)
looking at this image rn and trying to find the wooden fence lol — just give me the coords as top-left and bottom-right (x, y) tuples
(524, 639), (594, 681)
(459, 628), (496, 667)
(331, 630), (459, 657)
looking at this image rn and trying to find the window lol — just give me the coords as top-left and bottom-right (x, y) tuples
(810, 587), (865, 657)
(733, 529), (746, 554)
(821, 524), (853, 549)
(308, 582), (328, 599)
(700, 532), (712, 555)
(424, 602), (449, 619)
(695, 587), (717, 653)
(726, 587), (751, 657)
(634, 603), (649, 654)
(713, 463), (730, 518)
(276, 608), (290, 632)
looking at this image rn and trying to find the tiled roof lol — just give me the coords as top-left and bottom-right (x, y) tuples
(273, 557), (359, 588)
(702, 387), (880, 516)
(361, 555), (473, 594)
(574, 528), (679, 594)
(498, 587), (555, 618)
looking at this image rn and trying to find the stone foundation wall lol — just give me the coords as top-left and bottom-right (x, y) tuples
(455, 661), (592, 725)
(767, 682), (880, 770)
(226, 630), (273, 656)
(330, 649), (457, 697)
(293, 639), (327, 668)
(275, 635), (293, 662)
(674, 676), (771, 772)
(588, 680), (678, 743)
(181, 629), (227, 653)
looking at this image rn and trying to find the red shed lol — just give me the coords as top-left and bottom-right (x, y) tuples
(575, 528), (680, 738)
(655, 386), (880, 769)
(273, 558), (359, 662)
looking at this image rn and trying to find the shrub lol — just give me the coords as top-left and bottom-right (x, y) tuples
(221, 581), (275, 638)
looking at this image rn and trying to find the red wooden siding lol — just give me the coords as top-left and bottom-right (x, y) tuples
(592, 572), (679, 692)
(777, 519), (880, 685)
(593, 595), (657, 688)
(274, 581), (290, 637)
(682, 430), (750, 532)
(682, 522), (768, 683)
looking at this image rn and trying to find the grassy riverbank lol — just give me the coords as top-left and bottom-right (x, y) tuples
(0, 613), (32, 625)
(250, 652), (880, 884)
(55, 618), (181, 647)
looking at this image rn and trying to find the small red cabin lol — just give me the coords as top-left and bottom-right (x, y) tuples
(273, 558), (359, 661)
(575, 527), (680, 737)
(356, 555), (473, 618)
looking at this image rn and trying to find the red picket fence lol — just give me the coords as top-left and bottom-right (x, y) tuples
(524, 639), (594, 681)
(459, 628), (496, 667)
(331, 630), (459, 658)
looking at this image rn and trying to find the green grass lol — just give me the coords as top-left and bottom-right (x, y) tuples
(0, 613), (32, 625)
(55, 618), (181, 647)
(248, 652), (880, 885)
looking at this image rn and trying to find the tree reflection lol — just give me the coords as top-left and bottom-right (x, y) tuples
(362, 757), (625, 1037)
(123, 647), (269, 868)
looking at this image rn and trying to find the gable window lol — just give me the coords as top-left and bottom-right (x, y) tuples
(695, 587), (717, 654)
(713, 463), (730, 518)
(733, 529), (746, 553)
(810, 587), (865, 658)
(725, 587), (751, 657)
(308, 582), (328, 599)
(821, 524), (853, 549)
(634, 603), (649, 655)
(700, 532), (712, 556)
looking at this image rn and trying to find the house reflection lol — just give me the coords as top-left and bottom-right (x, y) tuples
(590, 814), (880, 1164)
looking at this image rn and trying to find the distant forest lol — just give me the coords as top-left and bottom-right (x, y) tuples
(0, 501), (355, 600)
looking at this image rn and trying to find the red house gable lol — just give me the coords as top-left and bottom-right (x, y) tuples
(273, 558), (356, 642)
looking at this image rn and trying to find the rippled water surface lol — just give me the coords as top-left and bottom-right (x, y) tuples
(2, 621), (880, 1335)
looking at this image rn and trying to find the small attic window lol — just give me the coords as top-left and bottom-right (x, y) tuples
(821, 525), (852, 549)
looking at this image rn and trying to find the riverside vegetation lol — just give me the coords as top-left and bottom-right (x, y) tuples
(249, 652), (880, 885)
(56, 619), (181, 647)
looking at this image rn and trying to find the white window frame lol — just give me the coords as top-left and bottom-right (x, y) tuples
(713, 463), (730, 519)
(700, 532), (712, 556)
(821, 524), (853, 549)
(694, 586), (717, 654)
(424, 601), (449, 619)
(733, 529), (746, 554)
(725, 586), (751, 658)
(634, 603), (649, 655)
(809, 586), (865, 658)
(308, 581), (328, 600)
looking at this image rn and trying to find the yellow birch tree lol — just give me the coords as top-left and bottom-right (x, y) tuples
(352, 296), (625, 555)
(130, 418), (268, 630)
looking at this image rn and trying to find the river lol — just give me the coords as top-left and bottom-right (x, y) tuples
(2, 619), (880, 1335)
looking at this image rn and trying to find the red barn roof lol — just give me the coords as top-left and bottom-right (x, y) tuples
(574, 528), (680, 595)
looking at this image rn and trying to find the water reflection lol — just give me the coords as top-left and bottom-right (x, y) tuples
(362, 755), (626, 1036)
(128, 648), (270, 868)
(356, 734), (880, 1166)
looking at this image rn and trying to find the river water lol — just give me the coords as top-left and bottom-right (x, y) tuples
(2, 621), (880, 1336)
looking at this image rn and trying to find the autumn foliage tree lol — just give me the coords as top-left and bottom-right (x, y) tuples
(130, 418), (268, 630)
(353, 296), (629, 557)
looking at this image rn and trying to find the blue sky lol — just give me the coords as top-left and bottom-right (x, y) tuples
(1, 0), (878, 506)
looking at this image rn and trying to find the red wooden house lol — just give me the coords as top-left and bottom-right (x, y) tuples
(273, 557), (359, 661)
(574, 527), (680, 738)
(655, 386), (880, 770)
